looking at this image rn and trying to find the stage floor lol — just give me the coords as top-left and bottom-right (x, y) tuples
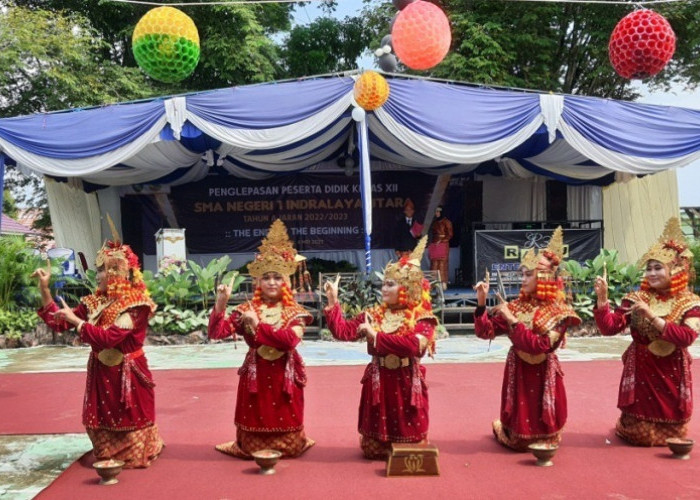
(2, 338), (700, 499)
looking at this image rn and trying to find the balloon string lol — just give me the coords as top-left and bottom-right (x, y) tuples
(108, 0), (688, 6)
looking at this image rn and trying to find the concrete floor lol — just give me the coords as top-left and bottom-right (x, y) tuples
(3, 335), (698, 499)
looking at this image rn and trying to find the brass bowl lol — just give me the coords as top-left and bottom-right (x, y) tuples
(251, 449), (282, 475)
(528, 443), (558, 467)
(666, 438), (694, 460)
(93, 459), (125, 485)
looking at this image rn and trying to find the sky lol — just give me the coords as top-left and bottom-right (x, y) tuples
(293, 0), (700, 206)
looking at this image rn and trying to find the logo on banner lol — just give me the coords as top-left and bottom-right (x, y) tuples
(503, 232), (569, 260)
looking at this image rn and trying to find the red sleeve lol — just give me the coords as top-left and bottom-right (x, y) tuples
(323, 303), (364, 341)
(660, 307), (700, 348)
(38, 302), (87, 333)
(508, 322), (568, 354)
(208, 309), (240, 341)
(473, 305), (509, 340)
(593, 301), (628, 336)
(255, 320), (303, 351)
(375, 319), (435, 357)
(80, 306), (149, 350)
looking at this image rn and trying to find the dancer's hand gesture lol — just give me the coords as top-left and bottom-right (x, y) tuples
(31, 259), (52, 290)
(323, 274), (341, 308)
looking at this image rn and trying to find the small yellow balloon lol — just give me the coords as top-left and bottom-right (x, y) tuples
(353, 71), (390, 111)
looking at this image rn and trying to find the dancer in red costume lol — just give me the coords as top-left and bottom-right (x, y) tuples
(323, 236), (438, 459)
(209, 219), (315, 459)
(33, 222), (163, 468)
(594, 217), (700, 446)
(473, 227), (580, 451)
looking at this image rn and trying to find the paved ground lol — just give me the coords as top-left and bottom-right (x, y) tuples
(3, 335), (699, 499)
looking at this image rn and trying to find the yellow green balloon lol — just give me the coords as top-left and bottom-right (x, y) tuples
(132, 7), (200, 83)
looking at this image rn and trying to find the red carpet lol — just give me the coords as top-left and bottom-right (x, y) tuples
(2, 360), (700, 499)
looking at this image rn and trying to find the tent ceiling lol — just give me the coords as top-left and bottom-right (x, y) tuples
(1, 74), (700, 188)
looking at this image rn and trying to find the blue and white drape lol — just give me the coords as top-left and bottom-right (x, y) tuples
(1, 75), (700, 266)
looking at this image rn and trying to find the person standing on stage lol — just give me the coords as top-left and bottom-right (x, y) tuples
(593, 217), (700, 446)
(473, 227), (580, 451)
(394, 198), (422, 258)
(323, 236), (438, 459)
(33, 225), (164, 468)
(209, 219), (315, 459)
(428, 205), (453, 290)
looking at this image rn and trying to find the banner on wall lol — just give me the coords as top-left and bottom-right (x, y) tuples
(161, 172), (458, 253)
(474, 228), (602, 283)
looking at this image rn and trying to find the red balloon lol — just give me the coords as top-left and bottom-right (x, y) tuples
(392, 1), (451, 70)
(608, 9), (676, 80)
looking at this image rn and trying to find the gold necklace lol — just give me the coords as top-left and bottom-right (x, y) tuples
(381, 309), (405, 333)
(259, 303), (283, 327)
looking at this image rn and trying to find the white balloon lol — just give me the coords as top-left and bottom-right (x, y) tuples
(382, 45), (392, 54)
(351, 107), (366, 122)
(374, 48), (384, 57)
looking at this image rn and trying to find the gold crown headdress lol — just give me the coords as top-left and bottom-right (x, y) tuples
(520, 226), (565, 271)
(95, 214), (141, 278)
(248, 219), (304, 278)
(638, 217), (692, 272)
(384, 235), (428, 302)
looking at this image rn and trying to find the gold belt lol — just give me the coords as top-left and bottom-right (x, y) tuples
(96, 347), (144, 367)
(374, 354), (411, 369)
(516, 350), (547, 365)
(647, 340), (676, 357)
(257, 345), (285, 361)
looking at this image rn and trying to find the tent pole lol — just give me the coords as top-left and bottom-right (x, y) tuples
(357, 117), (372, 275)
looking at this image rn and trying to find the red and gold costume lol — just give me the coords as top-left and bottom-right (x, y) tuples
(38, 237), (163, 468)
(428, 209), (453, 288)
(594, 218), (700, 446)
(475, 227), (580, 451)
(208, 219), (315, 459)
(324, 237), (438, 459)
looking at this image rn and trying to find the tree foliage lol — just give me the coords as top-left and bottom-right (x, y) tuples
(3, 189), (18, 218)
(281, 16), (371, 77)
(366, 0), (700, 99)
(8, 0), (291, 89)
(0, 7), (159, 118)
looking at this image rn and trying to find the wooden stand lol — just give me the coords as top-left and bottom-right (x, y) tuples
(386, 443), (439, 477)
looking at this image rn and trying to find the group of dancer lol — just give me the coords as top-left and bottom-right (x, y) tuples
(33, 216), (699, 469)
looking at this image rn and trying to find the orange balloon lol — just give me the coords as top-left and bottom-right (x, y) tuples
(354, 71), (390, 111)
(392, 1), (451, 70)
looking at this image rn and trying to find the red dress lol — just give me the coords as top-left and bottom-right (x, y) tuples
(38, 299), (163, 468)
(208, 300), (314, 458)
(594, 289), (700, 445)
(324, 303), (437, 458)
(474, 298), (580, 451)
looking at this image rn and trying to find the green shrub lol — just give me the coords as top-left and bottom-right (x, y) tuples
(0, 236), (48, 310)
(563, 249), (642, 320)
(143, 256), (244, 334)
(338, 271), (382, 316)
(0, 308), (39, 339)
(143, 256), (244, 311)
(149, 305), (210, 335)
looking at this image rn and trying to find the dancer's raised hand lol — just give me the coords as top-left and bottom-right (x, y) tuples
(324, 274), (341, 308)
